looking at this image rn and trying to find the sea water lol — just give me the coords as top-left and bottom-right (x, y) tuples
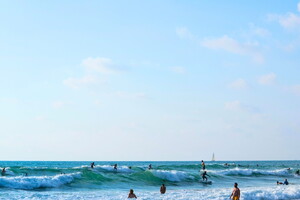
(0, 161), (300, 199)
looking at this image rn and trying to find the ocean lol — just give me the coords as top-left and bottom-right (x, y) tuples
(0, 161), (300, 199)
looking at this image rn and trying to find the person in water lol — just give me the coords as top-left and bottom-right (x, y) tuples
(113, 164), (117, 170)
(201, 160), (205, 170)
(230, 183), (240, 200)
(277, 181), (283, 185)
(283, 179), (289, 185)
(1, 167), (6, 176)
(148, 164), (152, 170)
(160, 184), (166, 194)
(201, 171), (210, 181)
(295, 169), (300, 175)
(128, 189), (137, 198)
(91, 162), (95, 169)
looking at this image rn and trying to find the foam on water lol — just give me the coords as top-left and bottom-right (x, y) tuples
(150, 170), (191, 182)
(1, 185), (300, 200)
(0, 172), (81, 189)
(212, 167), (291, 176)
(95, 165), (133, 173)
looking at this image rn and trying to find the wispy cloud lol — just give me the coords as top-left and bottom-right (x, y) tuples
(225, 100), (259, 113)
(258, 73), (276, 85)
(201, 35), (264, 63)
(249, 23), (270, 37)
(176, 27), (195, 40)
(229, 78), (248, 90)
(82, 57), (119, 74)
(63, 75), (99, 89)
(115, 91), (147, 99)
(268, 2), (300, 31)
(176, 27), (264, 64)
(170, 66), (186, 74)
(289, 84), (300, 96)
(52, 101), (67, 109)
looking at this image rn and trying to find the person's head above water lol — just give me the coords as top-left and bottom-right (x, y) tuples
(234, 183), (238, 187)
(129, 189), (134, 194)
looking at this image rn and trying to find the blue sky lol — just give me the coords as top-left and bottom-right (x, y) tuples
(0, 0), (300, 161)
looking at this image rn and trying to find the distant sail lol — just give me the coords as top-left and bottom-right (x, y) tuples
(212, 153), (215, 161)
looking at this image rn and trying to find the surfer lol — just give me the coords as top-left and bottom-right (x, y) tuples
(160, 184), (166, 194)
(1, 167), (6, 176)
(128, 189), (137, 198)
(148, 164), (152, 170)
(295, 169), (300, 175)
(201, 171), (210, 181)
(230, 183), (240, 200)
(283, 179), (289, 185)
(114, 164), (117, 170)
(201, 160), (205, 170)
(91, 162), (95, 169)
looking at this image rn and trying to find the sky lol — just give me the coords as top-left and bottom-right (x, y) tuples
(0, 0), (300, 161)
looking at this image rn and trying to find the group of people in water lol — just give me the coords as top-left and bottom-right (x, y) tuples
(127, 184), (166, 199)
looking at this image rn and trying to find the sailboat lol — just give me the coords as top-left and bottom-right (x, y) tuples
(212, 153), (215, 161)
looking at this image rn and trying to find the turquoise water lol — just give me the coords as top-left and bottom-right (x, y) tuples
(0, 161), (300, 199)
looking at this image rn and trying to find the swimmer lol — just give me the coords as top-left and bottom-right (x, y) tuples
(91, 162), (95, 169)
(230, 183), (240, 200)
(295, 169), (300, 175)
(277, 181), (283, 185)
(128, 189), (137, 198)
(201, 160), (206, 170)
(148, 164), (152, 170)
(114, 164), (117, 170)
(160, 184), (166, 194)
(201, 171), (210, 181)
(283, 179), (289, 185)
(128, 166), (132, 169)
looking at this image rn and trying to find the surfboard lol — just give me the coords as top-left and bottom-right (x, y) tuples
(200, 180), (212, 184)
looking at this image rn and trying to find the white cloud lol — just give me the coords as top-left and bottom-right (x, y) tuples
(170, 66), (186, 74)
(115, 91), (147, 99)
(278, 13), (300, 29)
(63, 75), (98, 89)
(290, 85), (300, 95)
(35, 116), (46, 121)
(52, 101), (66, 108)
(225, 100), (242, 111)
(225, 100), (259, 113)
(176, 27), (195, 40)
(258, 73), (276, 85)
(249, 24), (270, 37)
(268, 1), (300, 31)
(201, 35), (264, 63)
(229, 78), (248, 90)
(82, 57), (117, 74)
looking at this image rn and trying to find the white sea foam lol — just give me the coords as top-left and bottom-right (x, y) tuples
(150, 170), (191, 182)
(1, 186), (300, 200)
(95, 165), (133, 173)
(0, 172), (81, 189)
(1, 167), (14, 176)
(72, 165), (89, 169)
(213, 167), (291, 176)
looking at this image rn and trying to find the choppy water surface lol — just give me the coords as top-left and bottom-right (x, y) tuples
(0, 161), (300, 199)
